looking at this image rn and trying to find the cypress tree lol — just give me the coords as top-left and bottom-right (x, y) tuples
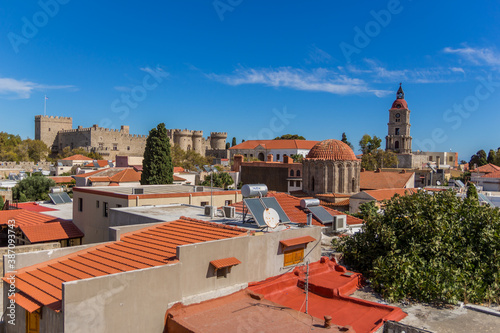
(231, 137), (237, 147)
(141, 123), (173, 185)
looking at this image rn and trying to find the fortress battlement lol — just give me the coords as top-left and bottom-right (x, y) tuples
(35, 115), (72, 121)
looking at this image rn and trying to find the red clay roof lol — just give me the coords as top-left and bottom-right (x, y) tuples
(210, 257), (241, 269)
(109, 168), (141, 183)
(15, 202), (57, 213)
(61, 154), (92, 161)
(173, 167), (185, 173)
(322, 198), (350, 207)
(4, 217), (247, 312)
(173, 175), (187, 182)
(83, 160), (110, 168)
(230, 140), (319, 150)
(249, 257), (407, 333)
(73, 169), (104, 178)
(0, 209), (58, 227)
(306, 139), (358, 161)
(360, 170), (414, 190)
(21, 221), (84, 243)
(77, 168), (141, 183)
(8, 293), (41, 313)
(391, 98), (408, 109)
(482, 170), (500, 178)
(474, 163), (500, 174)
(362, 188), (418, 201)
(280, 235), (316, 247)
(48, 176), (74, 184)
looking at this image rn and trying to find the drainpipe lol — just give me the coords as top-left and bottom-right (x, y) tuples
(136, 196), (139, 207)
(189, 194), (192, 205)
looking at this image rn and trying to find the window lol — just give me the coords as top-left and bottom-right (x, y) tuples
(200, 201), (209, 207)
(113, 144), (118, 151)
(449, 156), (453, 162)
(96, 200), (100, 208)
(290, 170), (294, 177)
(429, 156), (433, 161)
(225, 200), (232, 206)
(127, 146), (130, 151)
(284, 248), (304, 267)
(395, 128), (400, 135)
(103, 202), (109, 217)
(296, 181), (301, 187)
(396, 118), (400, 122)
(296, 170), (300, 177)
(277, 154), (280, 161)
(48, 128), (51, 131)
(78, 198), (83, 212)
(395, 141), (400, 149)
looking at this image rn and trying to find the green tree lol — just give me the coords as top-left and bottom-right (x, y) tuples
(335, 190), (500, 305)
(87, 151), (104, 160)
(24, 139), (50, 162)
(0, 195), (4, 210)
(341, 132), (353, 149)
(141, 123), (173, 185)
(291, 154), (304, 163)
(469, 150), (488, 168)
(12, 176), (56, 202)
(361, 149), (397, 170)
(357, 201), (378, 220)
(231, 137), (237, 147)
(225, 142), (230, 149)
(487, 149), (496, 164)
(359, 134), (381, 155)
(171, 145), (212, 171)
(274, 134), (305, 140)
(466, 183), (478, 200)
(201, 172), (234, 189)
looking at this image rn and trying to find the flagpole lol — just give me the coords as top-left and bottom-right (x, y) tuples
(44, 95), (47, 116)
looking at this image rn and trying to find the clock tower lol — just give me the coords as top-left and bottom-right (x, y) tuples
(386, 84), (412, 154)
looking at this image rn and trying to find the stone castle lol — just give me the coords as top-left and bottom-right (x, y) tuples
(35, 115), (227, 159)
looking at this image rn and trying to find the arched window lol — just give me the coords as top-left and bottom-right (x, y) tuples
(290, 170), (294, 177)
(311, 176), (315, 192)
(395, 141), (400, 149)
(258, 152), (265, 161)
(296, 170), (301, 177)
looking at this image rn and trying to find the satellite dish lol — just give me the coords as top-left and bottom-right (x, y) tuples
(263, 208), (280, 229)
(436, 181), (441, 185)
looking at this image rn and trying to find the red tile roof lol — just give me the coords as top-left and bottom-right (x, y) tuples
(4, 217), (247, 313)
(474, 163), (500, 174)
(0, 209), (58, 227)
(109, 168), (141, 183)
(306, 139), (358, 161)
(48, 176), (74, 184)
(230, 140), (319, 150)
(482, 170), (500, 178)
(76, 168), (141, 184)
(280, 235), (316, 247)
(360, 170), (414, 190)
(61, 154), (92, 161)
(173, 167), (185, 173)
(210, 257), (241, 269)
(315, 193), (351, 198)
(21, 221), (84, 244)
(83, 160), (110, 168)
(8, 293), (41, 313)
(362, 188), (418, 201)
(322, 199), (350, 207)
(15, 202), (57, 213)
(173, 175), (187, 181)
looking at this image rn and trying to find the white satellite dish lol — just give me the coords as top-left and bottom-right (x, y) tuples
(263, 208), (280, 229)
(436, 181), (441, 185)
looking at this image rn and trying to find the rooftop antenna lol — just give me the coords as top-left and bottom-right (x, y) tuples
(44, 95), (48, 116)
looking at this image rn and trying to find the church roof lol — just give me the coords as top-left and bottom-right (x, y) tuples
(391, 99), (408, 109)
(305, 139), (358, 161)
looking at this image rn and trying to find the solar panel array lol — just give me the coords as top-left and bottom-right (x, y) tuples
(243, 197), (290, 227)
(307, 206), (334, 224)
(478, 194), (495, 207)
(49, 192), (72, 205)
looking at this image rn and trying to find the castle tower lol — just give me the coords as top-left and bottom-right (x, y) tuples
(385, 84), (412, 154)
(209, 132), (227, 150)
(192, 131), (204, 155)
(35, 115), (73, 152)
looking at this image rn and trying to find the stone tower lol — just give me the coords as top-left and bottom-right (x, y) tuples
(35, 115), (73, 152)
(209, 132), (228, 150)
(385, 84), (412, 154)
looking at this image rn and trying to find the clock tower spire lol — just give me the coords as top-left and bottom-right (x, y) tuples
(386, 84), (412, 154)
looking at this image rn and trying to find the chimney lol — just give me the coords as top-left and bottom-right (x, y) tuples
(283, 155), (291, 164)
(307, 213), (312, 226)
(233, 155), (243, 172)
(267, 154), (273, 162)
(324, 315), (332, 329)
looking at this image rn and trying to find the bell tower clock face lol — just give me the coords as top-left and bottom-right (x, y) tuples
(395, 113), (400, 118)
(397, 92), (403, 99)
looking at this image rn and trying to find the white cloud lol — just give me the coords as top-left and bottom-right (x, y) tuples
(206, 67), (391, 97)
(443, 46), (500, 66)
(0, 77), (75, 99)
(140, 66), (170, 79)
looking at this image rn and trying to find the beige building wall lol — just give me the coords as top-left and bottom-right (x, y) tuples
(72, 189), (243, 244)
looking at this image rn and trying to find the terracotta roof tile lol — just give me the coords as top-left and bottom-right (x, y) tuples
(473, 163), (500, 173)
(61, 154), (92, 161)
(173, 167), (185, 173)
(15, 202), (57, 213)
(230, 140), (319, 150)
(0, 209), (58, 227)
(360, 171), (414, 190)
(322, 199), (350, 207)
(280, 235), (316, 247)
(21, 221), (84, 243)
(48, 176), (74, 184)
(210, 257), (241, 269)
(9, 293), (42, 313)
(362, 188), (418, 201)
(173, 175), (186, 181)
(4, 217), (247, 312)
(305, 139), (358, 161)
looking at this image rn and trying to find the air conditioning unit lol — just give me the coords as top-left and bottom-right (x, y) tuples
(195, 186), (205, 192)
(333, 215), (347, 231)
(132, 188), (144, 195)
(223, 206), (235, 218)
(204, 205), (215, 217)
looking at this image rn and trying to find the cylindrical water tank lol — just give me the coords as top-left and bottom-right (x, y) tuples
(300, 198), (320, 209)
(241, 184), (268, 198)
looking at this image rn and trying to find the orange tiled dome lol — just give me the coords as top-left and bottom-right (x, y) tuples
(306, 139), (358, 161)
(391, 98), (408, 109)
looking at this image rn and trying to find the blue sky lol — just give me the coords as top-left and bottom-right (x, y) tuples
(1, 0), (500, 160)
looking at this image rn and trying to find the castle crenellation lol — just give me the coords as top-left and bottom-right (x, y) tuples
(35, 115), (227, 159)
